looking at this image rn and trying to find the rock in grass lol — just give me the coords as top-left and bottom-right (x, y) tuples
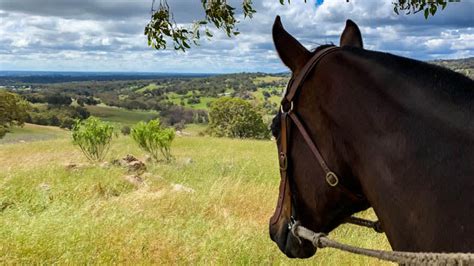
(64, 162), (87, 171)
(111, 154), (147, 174)
(124, 175), (144, 186)
(128, 160), (146, 174)
(123, 154), (139, 163)
(171, 184), (195, 193)
(183, 158), (193, 165)
(38, 183), (51, 191)
(99, 162), (110, 169)
(142, 172), (163, 179)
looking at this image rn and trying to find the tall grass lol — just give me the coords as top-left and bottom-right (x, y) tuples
(0, 133), (392, 264)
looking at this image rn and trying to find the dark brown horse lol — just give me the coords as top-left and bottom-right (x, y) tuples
(269, 16), (474, 258)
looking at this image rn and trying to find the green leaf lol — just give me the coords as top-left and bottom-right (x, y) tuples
(393, 5), (399, 15)
(430, 4), (437, 15)
(424, 8), (429, 19)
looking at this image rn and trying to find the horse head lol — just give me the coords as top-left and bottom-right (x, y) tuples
(268, 16), (370, 258)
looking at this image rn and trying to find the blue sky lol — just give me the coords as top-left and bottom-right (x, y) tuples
(0, 0), (473, 73)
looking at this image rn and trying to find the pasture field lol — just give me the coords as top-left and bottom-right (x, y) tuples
(252, 88), (282, 105)
(0, 124), (67, 144)
(85, 105), (158, 125)
(166, 91), (215, 110)
(0, 126), (392, 264)
(253, 75), (288, 84)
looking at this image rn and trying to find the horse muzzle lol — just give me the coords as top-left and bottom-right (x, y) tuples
(269, 217), (316, 258)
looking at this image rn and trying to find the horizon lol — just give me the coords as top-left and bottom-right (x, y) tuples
(2, 55), (472, 75)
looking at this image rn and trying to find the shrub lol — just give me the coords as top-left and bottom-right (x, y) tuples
(160, 105), (208, 125)
(60, 118), (75, 129)
(121, 125), (131, 135)
(173, 121), (185, 131)
(72, 117), (114, 162)
(0, 90), (29, 139)
(131, 119), (175, 162)
(27, 105), (90, 128)
(208, 97), (269, 139)
(45, 94), (72, 106)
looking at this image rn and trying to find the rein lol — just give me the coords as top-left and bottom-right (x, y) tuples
(274, 46), (474, 264)
(293, 224), (474, 265)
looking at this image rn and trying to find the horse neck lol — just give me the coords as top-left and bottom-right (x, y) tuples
(316, 50), (474, 252)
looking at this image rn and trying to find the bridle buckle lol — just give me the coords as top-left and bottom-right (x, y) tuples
(280, 101), (294, 114)
(325, 171), (339, 187)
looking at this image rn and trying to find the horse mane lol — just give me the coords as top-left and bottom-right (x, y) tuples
(342, 46), (474, 109)
(311, 44), (335, 55)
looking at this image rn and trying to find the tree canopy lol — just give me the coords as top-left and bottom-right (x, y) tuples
(145, 0), (454, 52)
(0, 90), (29, 139)
(208, 97), (269, 139)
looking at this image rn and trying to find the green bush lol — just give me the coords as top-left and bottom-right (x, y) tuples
(208, 97), (269, 139)
(60, 118), (75, 129)
(72, 117), (114, 162)
(131, 119), (175, 162)
(121, 125), (131, 135)
(0, 90), (29, 139)
(27, 105), (90, 128)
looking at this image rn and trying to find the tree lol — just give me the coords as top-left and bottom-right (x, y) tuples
(0, 90), (29, 139)
(72, 117), (115, 162)
(145, 0), (453, 52)
(45, 94), (72, 106)
(131, 119), (175, 162)
(208, 97), (269, 139)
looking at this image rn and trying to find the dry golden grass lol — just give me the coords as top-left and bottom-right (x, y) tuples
(0, 132), (393, 265)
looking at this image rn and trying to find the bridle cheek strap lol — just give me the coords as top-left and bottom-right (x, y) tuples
(270, 112), (290, 225)
(271, 46), (340, 226)
(288, 112), (339, 187)
(283, 46), (342, 188)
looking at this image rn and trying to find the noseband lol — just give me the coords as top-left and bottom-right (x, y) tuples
(271, 46), (352, 228)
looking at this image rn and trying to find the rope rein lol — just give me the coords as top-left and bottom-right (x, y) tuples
(344, 216), (384, 233)
(292, 222), (474, 265)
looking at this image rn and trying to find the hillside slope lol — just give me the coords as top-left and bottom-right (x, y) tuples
(0, 133), (390, 265)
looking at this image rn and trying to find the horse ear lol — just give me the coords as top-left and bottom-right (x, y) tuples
(272, 16), (311, 72)
(340, 19), (363, 48)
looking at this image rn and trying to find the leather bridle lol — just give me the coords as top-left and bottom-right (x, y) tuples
(270, 46), (346, 228)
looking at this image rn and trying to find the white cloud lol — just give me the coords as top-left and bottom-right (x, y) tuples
(0, 0), (473, 72)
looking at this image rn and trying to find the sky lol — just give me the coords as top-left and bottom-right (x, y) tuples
(0, 0), (473, 73)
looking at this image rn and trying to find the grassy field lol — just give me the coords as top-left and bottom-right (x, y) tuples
(166, 91), (215, 110)
(86, 105), (159, 126)
(0, 125), (392, 264)
(252, 88), (282, 105)
(253, 76), (288, 84)
(135, 83), (163, 93)
(0, 124), (67, 144)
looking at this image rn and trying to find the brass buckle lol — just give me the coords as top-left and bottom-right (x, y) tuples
(280, 101), (294, 114)
(325, 171), (339, 187)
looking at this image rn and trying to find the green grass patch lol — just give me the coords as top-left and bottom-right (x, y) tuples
(135, 83), (160, 93)
(0, 129), (392, 264)
(0, 123), (67, 144)
(85, 105), (158, 126)
(253, 75), (287, 85)
(188, 96), (214, 110)
(252, 88), (282, 105)
(165, 92), (214, 110)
